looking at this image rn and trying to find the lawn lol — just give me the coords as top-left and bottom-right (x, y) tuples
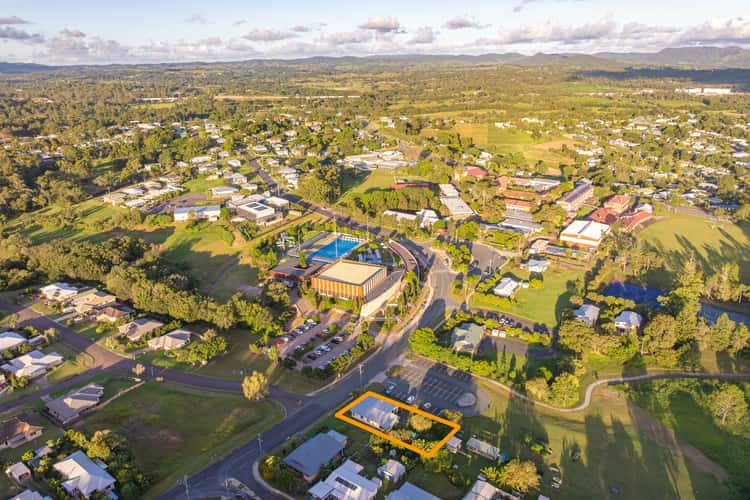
(138, 328), (326, 394)
(469, 266), (585, 328)
(457, 381), (733, 500)
(622, 379), (750, 497)
(639, 214), (750, 287)
(78, 381), (284, 498)
(45, 343), (97, 384)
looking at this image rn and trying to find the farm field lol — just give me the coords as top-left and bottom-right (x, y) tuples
(469, 266), (585, 328)
(78, 381), (284, 498)
(639, 214), (750, 287)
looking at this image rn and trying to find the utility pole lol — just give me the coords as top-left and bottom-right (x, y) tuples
(183, 475), (190, 500)
(257, 433), (263, 456)
(358, 363), (364, 390)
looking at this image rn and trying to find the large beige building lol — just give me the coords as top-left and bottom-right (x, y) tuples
(310, 260), (387, 300)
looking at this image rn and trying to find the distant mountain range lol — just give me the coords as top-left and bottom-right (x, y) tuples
(2, 47), (750, 74)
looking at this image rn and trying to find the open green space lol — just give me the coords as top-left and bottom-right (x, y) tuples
(639, 214), (750, 287)
(45, 342), (97, 384)
(469, 266), (585, 328)
(78, 381), (284, 498)
(138, 328), (325, 394)
(622, 379), (750, 498)
(458, 381), (732, 500)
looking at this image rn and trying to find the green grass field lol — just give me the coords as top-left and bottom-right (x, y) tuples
(79, 381), (284, 498)
(639, 214), (750, 287)
(139, 327), (325, 394)
(469, 266), (585, 328)
(458, 381), (731, 500)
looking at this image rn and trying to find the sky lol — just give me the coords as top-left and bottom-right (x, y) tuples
(0, 0), (749, 65)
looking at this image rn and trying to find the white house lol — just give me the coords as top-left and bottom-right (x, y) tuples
(308, 460), (381, 500)
(493, 277), (521, 298)
(209, 186), (239, 198)
(377, 459), (406, 483)
(1, 350), (63, 379)
(174, 205), (221, 222)
(559, 220), (610, 249)
(573, 304), (600, 326)
(147, 328), (192, 351)
(39, 283), (78, 301)
(614, 311), (643, 331)
(53, 450), (115, 499)
(350, 396), (399, 431)
(0, 332), (28, 352)
(521, 258), (550, 274)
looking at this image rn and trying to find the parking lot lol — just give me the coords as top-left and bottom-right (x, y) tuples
(276, 311), (357, 369)
(384, 357), (488, 416)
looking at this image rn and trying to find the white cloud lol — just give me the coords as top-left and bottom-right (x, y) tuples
(677, 17), (750, 45)
(358, 16), (403, 33)
(243, 29), (298, 42)
(494, 18), (617, 45)
(409, 27), (437, 44)
(0, 26), (44, 44)
(60, 29), (86, 38)
(444, 17), (485, 30)
(324, 31), (371, 45)
(185, 14), (209, 25)
(0, 16), (31, 25)
(233, 19), (247, 27)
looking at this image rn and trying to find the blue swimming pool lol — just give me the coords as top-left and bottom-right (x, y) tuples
(311, 236), (361, 263)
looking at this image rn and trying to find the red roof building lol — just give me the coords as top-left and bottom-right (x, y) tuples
(603, 194), (631, 215)
(620, 210), (652, 232)
(587, 208), (618, 225)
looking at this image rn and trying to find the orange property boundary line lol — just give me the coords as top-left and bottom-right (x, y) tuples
(334, 391), (460, 458)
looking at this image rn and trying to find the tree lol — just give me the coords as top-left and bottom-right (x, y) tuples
(498, 458), (540, 493)
(298, 249), (308, 269)
(268, 345), (280, 364)
(557, 319), (595, 355)
(708, 384), (748, 427)
(132, 363), (145, 379)
(242, 371), (269, 400)
(6, 313), (18, 329)
(410, 414), (433, 433)
(525, 377), (550, 401)
(548, 373), (580, 407)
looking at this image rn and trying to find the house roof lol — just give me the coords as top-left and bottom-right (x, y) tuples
(615, 310), (643, 328)
(351, 396), (399, 430)
(466, 437), (500, 459)
(1, 350), (63, 378)
(5, 462), (31, 479)
(0, 332), (28, 351)
(10, 489), (52, 500)
(309, 460), (381, 500)
(283, 432), (347, 478)
(574, 304), (601, 324)
(118, 318), (164, 340)
(45, 384), (104, 423)
(0, 414), (43, 443)
(53, 450), (115, 497)
(147, 329), (192, 350)
(451, 323), (483, 347)
(378, 459), (406, 477)
(463, 479), (500, 500)
(493, 277), (520, 297)
(386, 482), (440, 500)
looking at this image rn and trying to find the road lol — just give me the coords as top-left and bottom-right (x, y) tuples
(0, 301), (307, 415)
(157, 242), (458, 500)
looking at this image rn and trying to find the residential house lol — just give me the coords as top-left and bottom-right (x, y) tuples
(573, 304), (601, 326)
(209, 185), (239, 198)
(466, 437), (501, 461)
(70, 290), (117, 315)
(173, 205), (221, 222)
(237, 202), (280, 226)
(520, 258), (550, 274)
(503, 198), (534, 212)
(0, 414), (43, 449)
(462, 480), (501, 500)
(283, 430), (348, 482)
(147, 328), (192, 351)
(39, 283), (78, 302)
(386, 482), (440, 500)
(450, 323), (483, 354)
(377, 459), (406, 483)
(5, 462), (32, 483)
(45, 384), (104, 424)
(453, 165), (488, 182)
(492, 277), (521, 298)
(118, 318), (164, 342)
(559, 220), (610, 249)
(350, 396), (399, 431)
(308, 460), (382, 500)
(0, 332), (28, 352)
(94, 305), (132, 323)
(53, 450), (116, 499)
(1, 350), (63, 379)
(10, 490), (52, 500)
(614, 311), (643, 331)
